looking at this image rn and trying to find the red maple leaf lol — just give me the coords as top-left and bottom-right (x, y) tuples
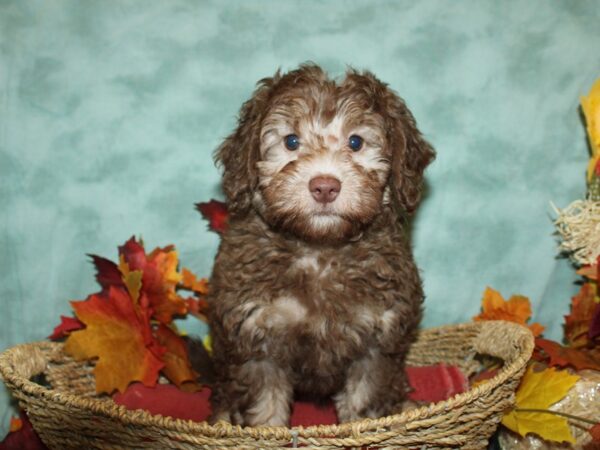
(565, 282), (599, 348)
(590, 303), (600, 342)
(535, 338), (600, 371)
(118, 237), (187, 324)
(48, 315), (84, 340)
(89, 254), (123, 293)
(155, 324), (201, 391)
(196, 200), (229, 234)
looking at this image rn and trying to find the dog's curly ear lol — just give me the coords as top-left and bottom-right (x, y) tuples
(346, 71), (435, 214)
(386, 92), (435, 214)
(215, 73), (280, 218)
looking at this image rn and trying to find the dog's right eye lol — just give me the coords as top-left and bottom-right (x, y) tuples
(284, 134), (300, 151)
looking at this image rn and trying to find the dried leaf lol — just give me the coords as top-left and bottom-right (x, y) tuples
(118, 255), (143, 304)
(196, 200), (229, 234)
(64, 287), (165, 394)
(9, 417), (22, 433)
(565, 282), (599, 348)
(186, 298), (209, 321)
(535, 338), (600, 371)
(181, 268), (209, 295)
(577, 264), (598, 281)
(502, 365), (579, 443)
(119, 237), (187, 323)
(89, 254), (122, 293)
(48, 315), (84, 340)
(155, 324), (201, 391)
(591, 304), (600, 341)
(590, 423), (600, 441)
(473, 287), (545, 337)
(582, 78), (600, 180)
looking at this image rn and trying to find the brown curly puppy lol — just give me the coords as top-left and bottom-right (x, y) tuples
(208, 64), (435, 426)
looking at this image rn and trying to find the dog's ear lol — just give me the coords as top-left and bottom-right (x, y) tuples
(345, 71), (435, 214)
(386, 91), (435, 214)
(215, 73), (280, 217)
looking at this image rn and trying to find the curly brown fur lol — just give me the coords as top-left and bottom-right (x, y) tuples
(208, 64), (435, 426)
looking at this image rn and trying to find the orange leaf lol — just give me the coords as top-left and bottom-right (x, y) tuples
(64, 287), (165, 394)
(119, 237), (187, 324)
(181, 268), (209, 295)
(155, 324), (201, 392)
(9, 416), (23, 433)
(535, 338), (600, 371)
(186, 298), (209, 321)
(473, 287), (545, 337)
(577, 264), (598, 281)
(565, 282), (599, 348)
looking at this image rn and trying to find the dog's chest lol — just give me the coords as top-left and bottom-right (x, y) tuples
(255, 250), (394, 356)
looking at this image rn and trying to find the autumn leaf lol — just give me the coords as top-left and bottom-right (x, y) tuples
(590, 304), (600, 342)
(118, 255), (143, 305)
(155, 324), (201, 391)
(9, 416), (22, 433)
(185, 298), (209, 322)
(582, 78), (600, 181)
(502, 365), (579, 443)
(119, 237), (187, 324)
(565, 282), (599, 348)
(64, 287), (165, 394)
(181, 268), (209, 295)
(89, 254), (123, 294)
(535, 338), (600, 371)
(473, 287), (545, 337)
(48, 315), (84, 340)
(590, 423), (600, 441)
(196, 199), (229, 234)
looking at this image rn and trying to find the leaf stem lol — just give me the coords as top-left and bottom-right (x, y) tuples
(515, 408), (597, 426)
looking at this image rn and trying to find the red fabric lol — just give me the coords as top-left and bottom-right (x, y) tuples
(406, 364), (469, 403)
(0, 413), (48, 450)
(113, 364), (468, 427)
(114, 383), (212, 422)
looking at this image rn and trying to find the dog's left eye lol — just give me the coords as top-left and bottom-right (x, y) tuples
(284, 134), (300, 151)
(348, 135), (364, 151)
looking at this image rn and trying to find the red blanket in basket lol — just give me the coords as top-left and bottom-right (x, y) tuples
(112, 364), (468, 426)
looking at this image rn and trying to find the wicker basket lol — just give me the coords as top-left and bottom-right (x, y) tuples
(0, 321), (533, 449)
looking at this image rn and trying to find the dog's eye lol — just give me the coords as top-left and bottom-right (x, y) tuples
(284, 134), (300, 151)
(348, 135), (364, 152)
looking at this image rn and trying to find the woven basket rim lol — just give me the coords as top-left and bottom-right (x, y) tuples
(0, 320), (533, 442)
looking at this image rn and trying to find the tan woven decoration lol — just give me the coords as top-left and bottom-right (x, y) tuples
(0, 321), (533, 449)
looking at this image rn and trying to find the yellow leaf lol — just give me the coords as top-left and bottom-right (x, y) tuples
(118, 255), (142, 304)
(502, 365), (579, 443)
(582, 78), (600, 181)
(203, 334), (212, 355)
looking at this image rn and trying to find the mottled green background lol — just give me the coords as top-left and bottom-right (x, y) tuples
(1, 0), (600, 435)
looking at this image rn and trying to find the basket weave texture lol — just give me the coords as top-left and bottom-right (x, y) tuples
(0, 321), (533, 450)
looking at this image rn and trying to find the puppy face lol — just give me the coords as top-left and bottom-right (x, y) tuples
(256, 77), (391, 242)
(215, 65), (434, 242)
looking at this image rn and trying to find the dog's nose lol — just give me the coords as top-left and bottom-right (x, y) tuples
(309, 176), (341, 203)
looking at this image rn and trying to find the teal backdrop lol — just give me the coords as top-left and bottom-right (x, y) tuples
(1, 0), (600, 436)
